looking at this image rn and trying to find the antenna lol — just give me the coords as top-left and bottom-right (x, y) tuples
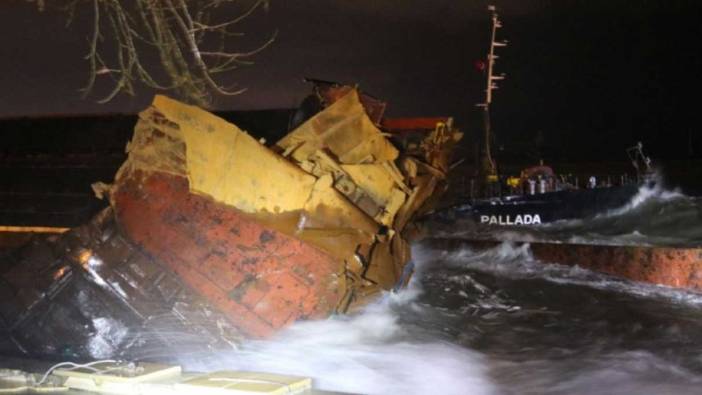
(477, 5), (507, 186)
(480, 5), (507, 106)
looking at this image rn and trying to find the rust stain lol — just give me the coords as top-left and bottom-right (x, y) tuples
(113, 171), (343, 338)
(96, 91), (462, 339)
(461, 240), (702, 292)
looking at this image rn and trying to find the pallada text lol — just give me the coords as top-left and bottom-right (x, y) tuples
(479, 214), (542, 225)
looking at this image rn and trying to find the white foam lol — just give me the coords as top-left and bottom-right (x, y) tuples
(177, 264), (496, 395)
(600, 173), (685, 218)
(440, 242), (702, 307)
(88, 317), (128, 359)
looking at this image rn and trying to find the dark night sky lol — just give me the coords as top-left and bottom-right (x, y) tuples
(1, 0), (701, 161)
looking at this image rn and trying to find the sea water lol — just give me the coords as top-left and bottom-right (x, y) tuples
(177, 183), (702, 394)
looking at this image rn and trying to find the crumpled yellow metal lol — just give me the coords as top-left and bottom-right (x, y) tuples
(110, 90), (460, 312)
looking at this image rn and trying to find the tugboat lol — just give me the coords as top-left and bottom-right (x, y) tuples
(426, 6), (702, 302)
(445, 175), (642, 226)
(434, 6), (651, 226)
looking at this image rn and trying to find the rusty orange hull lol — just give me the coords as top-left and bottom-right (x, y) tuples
(0, 90), (462, 359)
(112, 170), (343, 338)
(459, 239), (702, 292)
(530, 243), (702, 291)
(98, 93), (393, 339)
(96, 92), (462, 339)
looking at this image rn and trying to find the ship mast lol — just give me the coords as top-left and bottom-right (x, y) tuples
(477, 5), (507, 189)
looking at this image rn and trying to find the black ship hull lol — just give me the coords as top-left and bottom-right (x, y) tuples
(438, 184), (640, 225)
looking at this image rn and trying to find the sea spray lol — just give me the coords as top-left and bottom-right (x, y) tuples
(598, 173), (684, 218)
(430, 177), (702, 247)
(176, 247), (496, 395)
(428, 240), (702, 307)
(416, 237), (702, 394)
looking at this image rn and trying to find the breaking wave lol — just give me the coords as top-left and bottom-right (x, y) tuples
(549, 181), (701, 246)
(431, 178), (702, 247)
(161, 217), (702, 395)
(413, 240), (702, 394)
(426, 240), (702, 306)
(598, 176), (684, 218)
(177, 268), (496, 395)
(167, 177), (702, 394)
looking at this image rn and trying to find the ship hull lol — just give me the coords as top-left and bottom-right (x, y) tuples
(440, 184), (639, 225)
(112, 170), (343, 338)
(0, 209), (247, 360)
(0, 90), (461, 359)
(427, 238), (702, 293)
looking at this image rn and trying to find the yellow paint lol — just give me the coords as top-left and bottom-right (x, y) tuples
(151, 96), (316, 214)
(507, 176), (520, 188)
(175, 371), (311, 394)
(341, 164), (396, 204)
(341, 164), (406, 226)
(276, 90), (398, 164)
(0, 226), (69, 233)
(296, 174), (378, 259)
(114, 90), (463, 314)
(117, 94), (384, 263)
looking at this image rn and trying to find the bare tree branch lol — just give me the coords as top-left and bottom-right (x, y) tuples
(37, 0), (275, 107)
(190, 0), (266, 33)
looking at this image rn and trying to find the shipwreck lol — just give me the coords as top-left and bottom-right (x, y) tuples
(0, 87), (461, 360)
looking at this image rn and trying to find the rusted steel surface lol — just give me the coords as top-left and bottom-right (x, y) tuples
(529, 243), (702, 291)
(0, 86), (462, 358)
(0, 86), (463, 356)
(307, 79), (387, 125)
(381, 117), (452, 132)
(454, 239), (702, 292)
(91, 91), (462, 339)
(112, 170), (343, 338)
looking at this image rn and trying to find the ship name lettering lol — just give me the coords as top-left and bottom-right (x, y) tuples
(480, 214), (541, 225)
